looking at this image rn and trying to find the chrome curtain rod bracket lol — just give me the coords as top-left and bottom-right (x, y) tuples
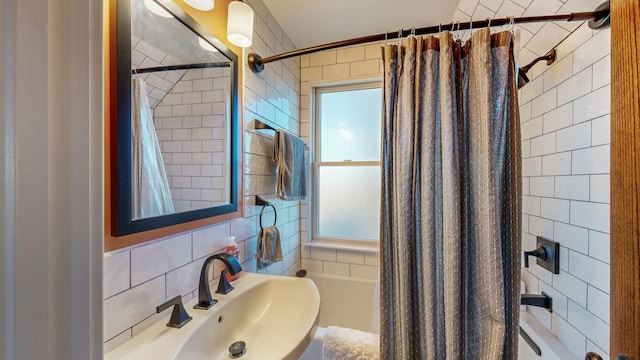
(247, 1), (610, 74)
(248, 53), (265, 73)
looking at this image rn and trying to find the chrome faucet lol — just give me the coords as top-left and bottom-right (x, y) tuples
(194, 252), (243, 310)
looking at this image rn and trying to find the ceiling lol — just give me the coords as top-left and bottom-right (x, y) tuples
(262, 0), (460, 48)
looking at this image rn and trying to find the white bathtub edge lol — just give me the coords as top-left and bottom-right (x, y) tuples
(520, 312), (578, 360)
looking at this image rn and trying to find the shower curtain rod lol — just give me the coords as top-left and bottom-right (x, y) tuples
(132, 61), (230, 75)
(247, 1), (610, 73)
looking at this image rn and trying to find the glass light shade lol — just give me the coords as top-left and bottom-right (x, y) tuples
(227, 1), (254, 48)
(144, 0), (173, 18)
(184, 0), (214, 11)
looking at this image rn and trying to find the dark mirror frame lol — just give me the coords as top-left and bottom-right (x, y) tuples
(113, 0), (239, 236)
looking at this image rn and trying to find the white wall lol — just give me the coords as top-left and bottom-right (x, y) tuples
(298, 44), (383, 280)
(1, 0), (104, 359)
(103, 0), (302, 350)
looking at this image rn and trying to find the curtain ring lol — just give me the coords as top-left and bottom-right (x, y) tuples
(411, 26), (416, 36)
(259, 203), (277, 231)
(439, 23), (442, 34)
(451, 20), (460, 40)
(509, 16), (516, 32)
(470, 16), (473, 33)
(487, 17), (492, 29)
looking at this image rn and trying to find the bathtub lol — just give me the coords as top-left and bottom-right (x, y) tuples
(299, 273), (376, 360)
(299, 272), (578, 360)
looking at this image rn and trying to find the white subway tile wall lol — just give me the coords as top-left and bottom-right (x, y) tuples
(299, 42), (382, 280)
(103, 0), (302, 347)
(516, 16), (610, 360)
(448, 0), (610, 356)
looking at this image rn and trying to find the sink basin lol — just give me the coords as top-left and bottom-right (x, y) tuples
(106, 273), (320, 360)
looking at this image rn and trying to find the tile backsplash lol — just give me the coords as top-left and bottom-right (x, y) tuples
(103, 0), (302, 350)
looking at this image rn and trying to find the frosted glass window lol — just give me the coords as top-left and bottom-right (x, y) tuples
(314, 82), (382, 243)
(317, 166), (380, 241)
(319, 87), (382, 162)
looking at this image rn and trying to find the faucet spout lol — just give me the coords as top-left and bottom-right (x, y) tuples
(194, 252), (243, 310)
(521, 292), (552, 312)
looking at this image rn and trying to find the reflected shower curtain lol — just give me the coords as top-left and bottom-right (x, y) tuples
(380, 29), (521, 359)
(132, 77), (175, 219)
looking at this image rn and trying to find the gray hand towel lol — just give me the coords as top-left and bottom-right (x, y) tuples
(274, 129), (307, 200)
(255, 225), (282, 269)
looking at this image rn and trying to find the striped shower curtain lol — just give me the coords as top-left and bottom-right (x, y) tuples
(380, 29), (522, 359)
(132, 77), (175, 219)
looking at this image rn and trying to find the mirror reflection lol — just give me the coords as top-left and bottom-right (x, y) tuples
(114, 0), (239, 237)
(130, 0), (232, 220)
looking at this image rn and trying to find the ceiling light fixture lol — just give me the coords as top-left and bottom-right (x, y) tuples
(144, 0), (173, 18)
(184, 0), (214, 11)
(227, 0), (254, 48)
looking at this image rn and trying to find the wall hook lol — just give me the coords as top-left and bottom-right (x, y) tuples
(255, 195), (270, 206)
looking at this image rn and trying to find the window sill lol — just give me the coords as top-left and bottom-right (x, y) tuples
(302, 241), (379, 253)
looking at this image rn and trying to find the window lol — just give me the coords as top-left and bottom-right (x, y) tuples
(313, 82), (382, 244)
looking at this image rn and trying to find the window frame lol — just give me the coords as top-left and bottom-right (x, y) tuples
(311, 81), (383, 246)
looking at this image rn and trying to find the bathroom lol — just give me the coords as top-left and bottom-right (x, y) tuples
(1, 0), (636, 359)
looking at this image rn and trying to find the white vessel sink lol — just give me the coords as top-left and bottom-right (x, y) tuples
(106, 273), (320, 360)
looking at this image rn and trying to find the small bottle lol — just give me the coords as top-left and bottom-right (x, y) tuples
(225, 236), (240, 282)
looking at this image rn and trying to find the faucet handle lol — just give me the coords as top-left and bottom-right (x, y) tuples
(216, 269), (235, 294)
(524, 246), (548, 268)
(156, 295), (192, 329)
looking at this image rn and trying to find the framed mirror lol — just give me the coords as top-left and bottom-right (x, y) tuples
(113, 0), (240, 236)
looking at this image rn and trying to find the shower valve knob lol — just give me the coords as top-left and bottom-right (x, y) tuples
(524, 246), (548, 268)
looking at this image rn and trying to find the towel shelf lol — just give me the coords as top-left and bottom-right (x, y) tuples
(254, 119), (309, 151)
(254, 119), (277, 132)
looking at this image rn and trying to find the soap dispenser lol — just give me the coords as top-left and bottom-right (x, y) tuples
(225, 236), (240, 282)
